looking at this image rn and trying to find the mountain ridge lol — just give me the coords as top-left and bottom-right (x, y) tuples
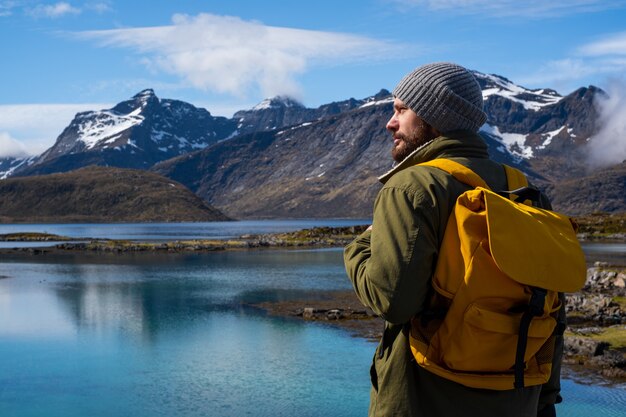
(1, 73), (621, 219)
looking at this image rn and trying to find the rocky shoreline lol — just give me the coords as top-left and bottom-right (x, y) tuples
(563, 263), (626, 382)
(249, 261), (626, 386)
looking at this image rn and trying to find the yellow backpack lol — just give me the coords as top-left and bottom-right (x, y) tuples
(410, 159), (587, 390)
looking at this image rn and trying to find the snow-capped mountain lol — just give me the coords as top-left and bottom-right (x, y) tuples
(0, 156), (35, 180)
(233, 96), (308, 134)
(252, 96), (304, 111)
(12, 89), (237, 177)
(233, 89), (392, 136)
(475, 72), (562, 110)
(472, 71), (600, 176)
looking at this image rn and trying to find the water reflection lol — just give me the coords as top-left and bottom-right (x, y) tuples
(54, 277), (151, 341)
(0, 249), (350, 344)
(582, 242), (626, 266)
(0, 290), (75, 338)
(0, 219), (370, 241)
(0, 248), (372, 417)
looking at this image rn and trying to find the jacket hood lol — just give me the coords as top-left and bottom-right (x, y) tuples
(378, 130), (489, 184)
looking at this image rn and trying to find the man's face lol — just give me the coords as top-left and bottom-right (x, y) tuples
(386, 98), (439, 163)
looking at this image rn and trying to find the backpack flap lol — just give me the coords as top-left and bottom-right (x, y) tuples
(482, 188), (587, 293)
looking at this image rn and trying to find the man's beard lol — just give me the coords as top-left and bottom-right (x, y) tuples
(391, 131), (424, 163)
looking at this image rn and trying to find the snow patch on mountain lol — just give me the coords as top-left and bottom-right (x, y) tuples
(277, 122), (313, 136)
(77, 108), (144, 149)
(253, 99), (278, 111)
(481, 124), (533, 161)
(135, 89), (156, 106)
(360, 96), (393, 109)
(218, 130), (240, 142)
(537, 127), (565, 150)
(150, 129), (199, 149)
(476, 72), (562, 111)
(252, 96), (303, 111)
(151, 130), (169, 142)
(0, 156), (36, 179)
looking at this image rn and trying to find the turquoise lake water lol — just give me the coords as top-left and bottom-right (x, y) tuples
(0, 221), (625, 416)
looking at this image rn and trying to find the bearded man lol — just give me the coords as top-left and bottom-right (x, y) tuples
(344, 62), (563, 417)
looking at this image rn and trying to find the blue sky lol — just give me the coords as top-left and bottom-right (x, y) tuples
(2, 0), (626, 157)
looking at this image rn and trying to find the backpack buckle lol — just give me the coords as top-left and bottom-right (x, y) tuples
(499, 186), (541, 204)
(528, 287), (547, 316)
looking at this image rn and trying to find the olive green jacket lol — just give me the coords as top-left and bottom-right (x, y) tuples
(344, 131), (563, 417)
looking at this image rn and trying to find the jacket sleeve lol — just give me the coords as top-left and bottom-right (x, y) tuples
(344, 183), (440, 325)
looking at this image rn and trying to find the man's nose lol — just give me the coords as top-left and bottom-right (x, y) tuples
(386, 115), (398, 132)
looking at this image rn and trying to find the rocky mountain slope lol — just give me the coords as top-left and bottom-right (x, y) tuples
(153, 103), (390, 218)
(546, 162), (626, 215)
(0, 166), (229, 222)
(152, 95), (532, 219)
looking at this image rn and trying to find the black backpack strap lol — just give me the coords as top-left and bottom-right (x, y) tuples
(514, 287), (547, 389)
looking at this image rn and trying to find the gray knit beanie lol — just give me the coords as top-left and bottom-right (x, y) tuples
(393, 62), (486, 133)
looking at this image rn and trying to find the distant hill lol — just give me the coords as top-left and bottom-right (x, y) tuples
(544, 162), (626, 215)
(0, 166), (229, 223)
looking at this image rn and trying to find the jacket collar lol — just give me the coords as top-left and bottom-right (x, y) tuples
(378, 130), (489, 184)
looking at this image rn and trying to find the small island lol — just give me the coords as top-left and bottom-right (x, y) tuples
(0, 226), (369, 254)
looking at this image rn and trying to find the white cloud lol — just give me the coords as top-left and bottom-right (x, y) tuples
(0, 103), (108, 156)
(517, 59), (606, 89)
(194, 100), (256, 118)
(587, 79), (626, 167)
(0, 132), (28, 158)
(578, 31), (626, 56)
(86, 2), (111, 14)
(79, 78), (184, 99)
(27, 2), (80, 18)
(391, 0), (626, 17)
(74, 13), (403, 99)
(517, 32), (626, 91)
(0, 1), (16, 17)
